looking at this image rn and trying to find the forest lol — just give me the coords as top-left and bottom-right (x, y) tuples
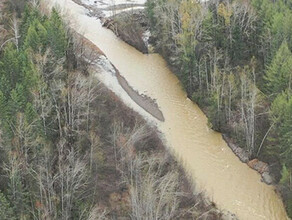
(0, 0), (224, 219)
(146, 0), (292, 216)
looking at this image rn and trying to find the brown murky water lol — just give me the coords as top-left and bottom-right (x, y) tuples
(46, 0), (288, 219)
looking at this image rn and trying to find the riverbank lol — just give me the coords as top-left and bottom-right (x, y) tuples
(76, 0), (149, 53)
(76, 6), (278, 184)
(97, 5), (280, 187)
(47, 0), (289, 218)
(115, 69), (165, 121)
(73, 29), (164, 121)
(69, 27), (229, 219)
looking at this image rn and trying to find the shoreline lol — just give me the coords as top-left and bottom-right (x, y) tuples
(61, 1), (288, 218)
(74, 28), (236, 220)
(114, 68), (165, 121)
(79, 17), (276, 187)
(93, 3), (281, 187)
(75, 30), (165, 122)
(75, 0), (278, 186)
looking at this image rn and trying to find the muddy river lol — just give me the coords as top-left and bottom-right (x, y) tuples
(46, 0), (288, 219)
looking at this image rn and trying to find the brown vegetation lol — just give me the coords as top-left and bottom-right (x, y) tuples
(77, 31), (223, 218)
(0, 1), (228, 218)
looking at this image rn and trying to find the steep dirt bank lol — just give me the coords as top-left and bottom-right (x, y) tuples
(72, 0), (149, 53)
(102, 10), (149, 53)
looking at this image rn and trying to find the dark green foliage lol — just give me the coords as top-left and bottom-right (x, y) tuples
(146, 0), (292, 216)
(265, 41), (292, 97)
(45, 9), (67, 58)
(270, 92), (292, 169)
(0, 43), (22, 90)
(0, 91), (7, 119)
(0, 191), (15, 220)
(0, 6), (71, 219)
(20, 6), (42, 41)
(24, 102), (37, 123)
(24, 19), (48, 52)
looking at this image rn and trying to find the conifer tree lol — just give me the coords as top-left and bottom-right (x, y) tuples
(265, 41), (292, 97)
(46, 8), (67, 59)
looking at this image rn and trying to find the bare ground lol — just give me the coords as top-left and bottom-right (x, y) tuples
(114, 67), (165, 121)
(72, 29), (225, 219)
(74, 30), (164, 121)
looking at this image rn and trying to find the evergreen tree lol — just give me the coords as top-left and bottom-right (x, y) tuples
(8, 84), (27, 117)
(23, 19), (48, 52)
(46, 8), (67, 59)
(0, 91), (7, 121)
(0, 43), (21, 88)
(24, 24), (40, 51)
(20, 6), (41, 42)
(0, 191), (15, 220)
(270, 92), (292, 169)
(265, 41), (292, 97)
(270, 10), (292, 55)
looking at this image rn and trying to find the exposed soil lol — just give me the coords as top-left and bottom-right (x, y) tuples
(115, 67), (165, 121)
(74, 30), (164, 121)
(72, 27), (224, 220)
(102, 11), (149, 54)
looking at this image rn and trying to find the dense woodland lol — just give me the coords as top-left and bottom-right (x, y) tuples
(146, 0), (292, 216)
(0, 0), (224, 219)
